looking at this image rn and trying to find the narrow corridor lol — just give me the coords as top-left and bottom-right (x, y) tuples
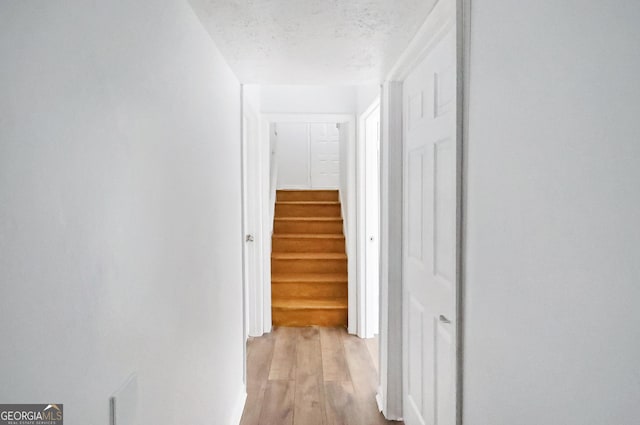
(240, 327), (400, 425)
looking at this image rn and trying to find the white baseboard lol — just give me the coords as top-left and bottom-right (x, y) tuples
(376, 388), (385, 413)
(376, 387), (403, 422)
(228, 389), (247, 425)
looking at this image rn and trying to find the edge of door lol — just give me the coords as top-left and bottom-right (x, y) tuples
(456, 1), (471, 423)
(239, 85), (248, 390)
(380, 0), (467, 421)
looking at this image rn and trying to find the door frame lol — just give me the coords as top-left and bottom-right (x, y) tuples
(356, 97), (382, 339)
(240, 88), (247, 389)
(378, 0), (468, 421)
(261, 113), (358, 334)
(241, 92), (266, 339)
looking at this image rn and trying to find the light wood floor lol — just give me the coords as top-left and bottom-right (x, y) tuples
(240, 327), (401, 425)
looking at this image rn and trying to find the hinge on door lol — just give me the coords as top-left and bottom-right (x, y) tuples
(245, 234), (254, 242)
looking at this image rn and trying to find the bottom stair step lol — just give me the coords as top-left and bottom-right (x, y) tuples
(272, 299), (348, 327)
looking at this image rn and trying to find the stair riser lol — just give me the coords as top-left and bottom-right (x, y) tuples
(277, 190), (339, 202)
(274, 220), (343, 234)
(275, 203), (341, 218)
(272, 308), (347, 327)
(272, 237), (345, 253)
(272, 282), (348, 299)
(271, 258), (347, 273)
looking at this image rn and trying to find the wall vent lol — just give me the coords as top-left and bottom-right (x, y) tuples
(109, 373), (138, 425)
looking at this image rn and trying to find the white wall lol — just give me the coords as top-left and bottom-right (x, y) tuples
(276, 123), (309, 188)
(0, 1), (244, 424)
(356, 84), (381, 116)
(269, 123), (279, 219)
(363, 103), (381, 338)
(464, 1), (640, 424)
(243, 84), (262, 113)
(339, 124), (350, 220)
(260, 85), (357, 114)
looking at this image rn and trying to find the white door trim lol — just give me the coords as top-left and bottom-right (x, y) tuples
(261, 113), (358, 335)
(239, 86), (250, 394)
(385, 0), (456, 82)
(242, 96), (265, 338)
(378, 81), (404, 420)
(260, 116), (273, 334)
(356, 96), (382, 339)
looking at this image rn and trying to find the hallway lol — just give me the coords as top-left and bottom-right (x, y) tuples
(2, 1), (639, 424)
(240, 327), (399, 425)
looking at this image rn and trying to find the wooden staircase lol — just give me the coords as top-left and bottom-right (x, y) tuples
(271, 190), (348, 327)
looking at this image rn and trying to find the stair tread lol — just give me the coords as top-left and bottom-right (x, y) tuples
(272, 272), (347, 283)
(272, 252), (347, 259)
(277, 189), (338, 192)
(272, 234), (344, 239)
(272, 299), (348, 310)
(274, 217), (342, 222)
(276, 201), (340, 205)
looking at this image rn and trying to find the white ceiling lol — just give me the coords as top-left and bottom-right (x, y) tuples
(188, 0), (437, 85)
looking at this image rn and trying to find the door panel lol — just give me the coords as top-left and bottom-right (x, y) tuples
(310, 123), (340, 188)
(403, 24), (457, 425)
(407, 296), (425, 417)
(407, 148), (425, 261)
(433, 138), (455, 283)
(436, 322), (455, 425)
(276, 123), (310, 189)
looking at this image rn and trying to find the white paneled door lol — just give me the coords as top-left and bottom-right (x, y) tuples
(402, 24), (458, 425)
(309, 123), (340, 188)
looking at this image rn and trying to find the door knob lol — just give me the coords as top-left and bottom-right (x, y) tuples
(246, 234), (254, 242)
(439, 315), (451, 324)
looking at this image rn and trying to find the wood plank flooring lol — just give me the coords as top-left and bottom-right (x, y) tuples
(240, 327), (401, 425)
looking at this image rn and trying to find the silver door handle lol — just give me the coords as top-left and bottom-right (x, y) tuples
(246, 234), (254, 242)
(439, 315), (451, 324)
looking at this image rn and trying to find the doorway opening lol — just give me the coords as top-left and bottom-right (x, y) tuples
(270, 121), (347, 327)
(241, 112), (358, 337)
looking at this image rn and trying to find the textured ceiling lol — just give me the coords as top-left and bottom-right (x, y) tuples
(188, 0), (437, 84)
